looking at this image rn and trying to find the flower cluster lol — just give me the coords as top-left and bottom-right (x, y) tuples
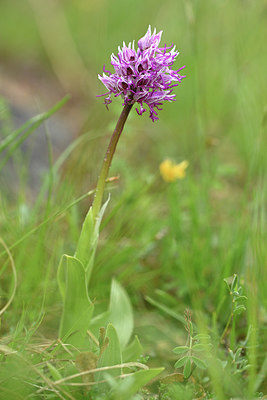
(159, 159), (189, 182)
(98, 26), (185, 122)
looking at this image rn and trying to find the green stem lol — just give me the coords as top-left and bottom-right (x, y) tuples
(220, 300), (234, 343)
(92, 103), (133, 220)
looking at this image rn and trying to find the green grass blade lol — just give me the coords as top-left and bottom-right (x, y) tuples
(0, 95), (70, 170)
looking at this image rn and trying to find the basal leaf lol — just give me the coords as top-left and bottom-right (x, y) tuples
(96, 323), (122, 381)
(75, 197), (110, 284)
(122, 335), (143, 363)
(109, 279), (133, 349)
(109, 368), (164, 400)
(89, 311), (111, 337)
(74, 206), (96, 273)
(58, 255), (94, 347)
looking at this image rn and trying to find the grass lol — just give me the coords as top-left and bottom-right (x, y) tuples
(0, 0), (266, 398)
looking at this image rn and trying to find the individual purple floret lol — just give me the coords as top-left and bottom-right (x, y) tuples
(98, 26), (185, 122)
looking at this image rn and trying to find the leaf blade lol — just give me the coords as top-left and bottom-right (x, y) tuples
(109, 279), (134, 349)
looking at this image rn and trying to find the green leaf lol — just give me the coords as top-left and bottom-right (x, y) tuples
(145, 296), (185, 324)
(89, 280), (134, 351)
(109, 279), (134, 349)
(231, 274), (238, 291)
(75, 197), (110, 284)
(234, 348), (242, 360)
(192, 356), (207, 369)
(89, 311), (111, 336)
(174, 356), (188, 369)
(57, 255), (67, 298)
(193, 334), (211, 341)
(233, 305), (246, 315)
(173, 346), (190, 355)
(183, 358), (192, 379)
(109, 368), (164, 400)
(122, 335), (143, 363)
(0, 96), (70, 169)
(235, 295), (247, 302)
(189, 321), (194, 337)
(74, 206), (96, 275)
(223, 278), (231, 291)
(232, 291), (240, 296)
(192, 343), (206, 352)
(58, 255), (94, 347)
(154, 289), (178, 307)
(96, 323), (122, 381)
(46, 362), (63, 381)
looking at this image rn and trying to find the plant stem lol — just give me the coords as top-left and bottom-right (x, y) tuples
(92, 103), (133, 220)
(220, 305), (234, 343)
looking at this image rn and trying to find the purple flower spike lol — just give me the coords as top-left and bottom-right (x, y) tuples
(98, 25), (185, 122)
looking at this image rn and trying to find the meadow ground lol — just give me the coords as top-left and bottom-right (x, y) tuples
(0, 1), (266, 399)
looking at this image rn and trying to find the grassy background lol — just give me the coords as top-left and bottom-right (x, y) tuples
(0, 0), (266, 398)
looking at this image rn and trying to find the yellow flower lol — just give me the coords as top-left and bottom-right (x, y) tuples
(159, 159), (189, 182)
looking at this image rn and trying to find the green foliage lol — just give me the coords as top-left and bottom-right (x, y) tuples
(122, 336), (143, 363)
(109, 278), (134, 349)
(169, 276), (264, 399)
(0, 96), (70, 170)
(224, 274), (247, 316)
(107, 368), (164, 400)
(57, 254), (94, 347)
(58, 195), (110, 348)
(1, 1), (267, 397)
(173, 310), (209, 380)
(75, 198), (110, 284)
(96, 323), (122, 381)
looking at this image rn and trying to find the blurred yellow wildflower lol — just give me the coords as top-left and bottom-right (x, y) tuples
(159, 159), (189, 182)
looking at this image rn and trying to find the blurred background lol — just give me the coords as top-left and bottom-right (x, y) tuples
(1, 0), (266, 180)
(0, 0), (266, 372)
